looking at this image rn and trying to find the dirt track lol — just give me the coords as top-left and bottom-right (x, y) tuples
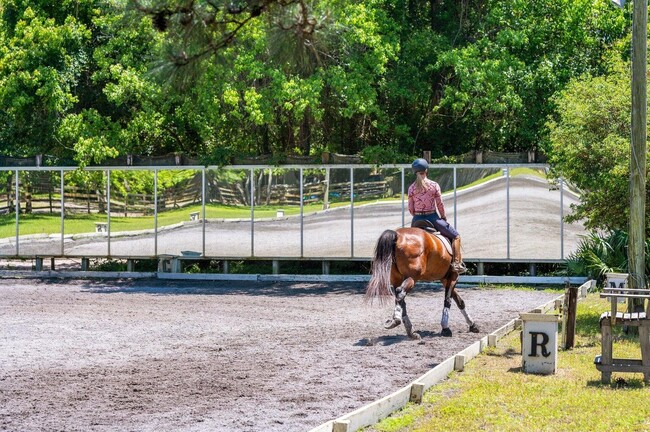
(0, 279), (559, 431)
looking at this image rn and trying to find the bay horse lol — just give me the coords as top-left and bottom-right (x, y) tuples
(365, 225), (480, 339)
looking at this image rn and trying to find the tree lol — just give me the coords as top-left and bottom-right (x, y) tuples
(423, 0), (628, 154)
(0, 3), (91, 160)
(0, 0), (634, 164)
(146, 0), (399, 160)
(545, 59), (649, 234)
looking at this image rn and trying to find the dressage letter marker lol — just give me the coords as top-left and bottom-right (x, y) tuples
(519, 313), (559, 375)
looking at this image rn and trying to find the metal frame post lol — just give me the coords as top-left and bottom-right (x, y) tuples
(15, 169), (19, 256)
(202, 168), (206, 256)
(560, 177), (564, 259)
(60, 170), (65, 256)
(350, 167), (354, 258)
(300, 167), (304, 257)
(154, 169), (158, 256)
(250, 168), (255, 257)
(107, 170), (111, 256)
(506, 167), (510, 260)
(401, 168), (405, 227)
(453, 167), (458, 229)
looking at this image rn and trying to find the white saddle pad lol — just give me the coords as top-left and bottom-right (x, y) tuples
(431, 232), (453, 256)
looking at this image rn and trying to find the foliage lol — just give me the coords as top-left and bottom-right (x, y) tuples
(0, 0), (633, 166)
(565, 230), (650, 281)
(110, 170), (155, 197)
(0, 2), (92, 161)
(360, 145), (412, 165)
(429, 0), (627, 154)
(545, 59), (644, 233)
(156, 169), (195, 191)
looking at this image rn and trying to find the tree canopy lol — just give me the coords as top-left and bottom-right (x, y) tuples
(546, 57), (650, 236)
(0, 0), (633, 166)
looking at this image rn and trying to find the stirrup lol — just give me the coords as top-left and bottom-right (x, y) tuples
(452, 261), (467, 274)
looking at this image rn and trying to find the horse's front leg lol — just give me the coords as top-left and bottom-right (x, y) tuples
(440, 295), (453, 337)
(440, 274), (457, 337)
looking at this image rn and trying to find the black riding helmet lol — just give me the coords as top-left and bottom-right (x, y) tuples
(411, 158), (428, 173)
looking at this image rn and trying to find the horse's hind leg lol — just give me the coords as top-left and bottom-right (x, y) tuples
(384, 299), (403, 329)
(384, 277), (414, 329)
(385, 298), (421, 340)
(451, 287), (480, 333)
(399, 299), (421, 340)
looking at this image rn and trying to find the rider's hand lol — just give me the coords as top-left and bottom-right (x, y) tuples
(442, 216), (447, 221)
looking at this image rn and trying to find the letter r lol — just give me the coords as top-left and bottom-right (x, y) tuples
(529, 331), (551, 357)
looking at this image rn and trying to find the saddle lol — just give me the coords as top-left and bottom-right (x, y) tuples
(411, 220), (453, 256)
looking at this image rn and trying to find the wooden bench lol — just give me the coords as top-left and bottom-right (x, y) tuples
(594, 284), (650, 383)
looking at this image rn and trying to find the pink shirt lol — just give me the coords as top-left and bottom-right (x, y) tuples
(408, 178), (446, 218)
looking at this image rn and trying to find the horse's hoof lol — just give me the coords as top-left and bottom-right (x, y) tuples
(408, 332), (422, 341)
(441, 328), (452, 337)
(384, 318), (401, 329)
(469, 323), (480, 333)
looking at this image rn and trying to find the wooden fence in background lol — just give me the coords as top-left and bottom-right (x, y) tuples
(0, 177), (390, 216)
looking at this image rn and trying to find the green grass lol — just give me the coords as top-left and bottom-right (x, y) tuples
(368, 294), (650, 432)
(0, 201), (352, 238)
(452, 167), (547, 194)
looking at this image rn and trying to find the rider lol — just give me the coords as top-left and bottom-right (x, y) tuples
(408, 158), (467, 274)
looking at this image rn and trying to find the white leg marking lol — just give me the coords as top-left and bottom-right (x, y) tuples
(460, 308), (473, 326)
(393, 303), (403, 320)
(441, 307), (450, 328)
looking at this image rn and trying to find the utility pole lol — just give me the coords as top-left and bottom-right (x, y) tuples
(629, 0), (647, 291)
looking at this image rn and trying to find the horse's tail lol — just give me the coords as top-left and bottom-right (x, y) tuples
(365, 229), (397, 304)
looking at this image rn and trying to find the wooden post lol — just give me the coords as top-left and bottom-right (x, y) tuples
(410, 382), (425, 403)
(454, 354), (466, 372)
(332, 420), (350, 432)
(640, 324), (650, 383)
(629, 0), (647, 294)
(600, 322), (613, 383)
(564, 286), (578, 349)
